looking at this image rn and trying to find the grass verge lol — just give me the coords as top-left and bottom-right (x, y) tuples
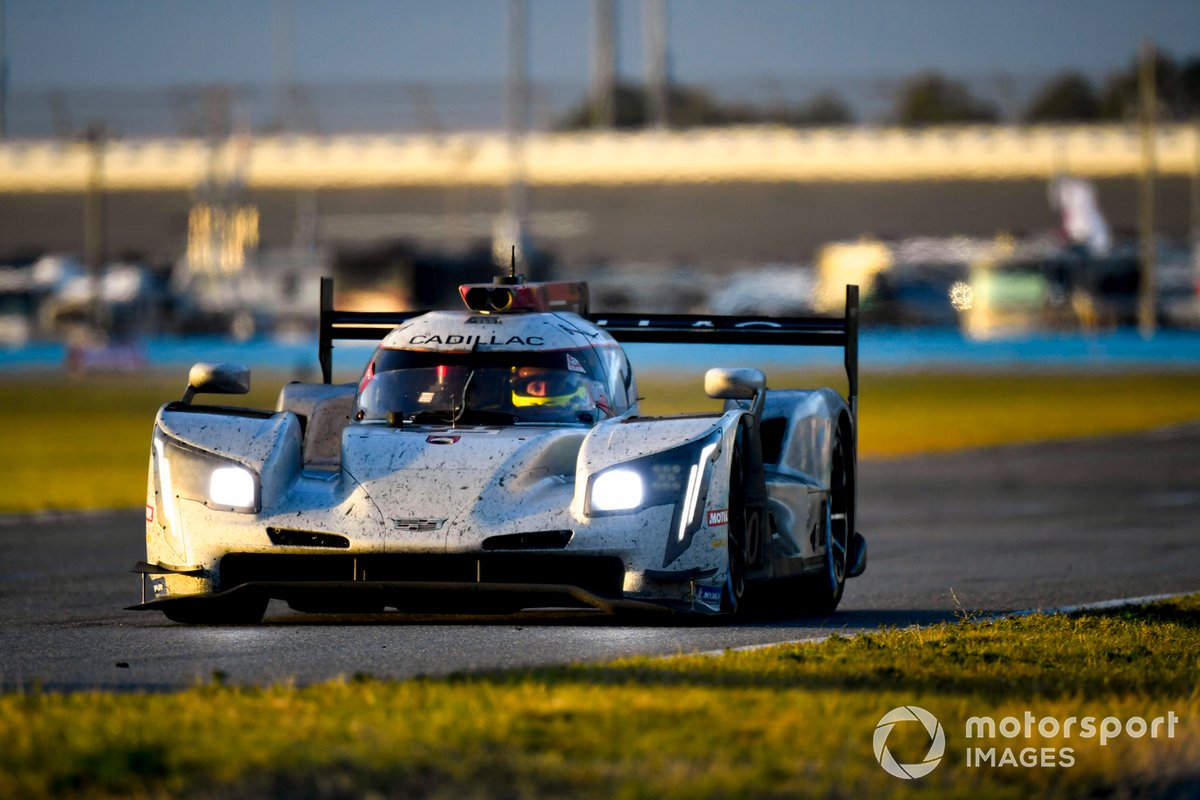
(3, 369), (1199, 513)
(0, 373), (280, 514)
(1, 595), (1197, 798)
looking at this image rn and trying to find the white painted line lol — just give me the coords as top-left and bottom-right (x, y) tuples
(0, 508), (130, 528)
(1010, 592), (1189, 617)
(686, 591), (1198, 659)
(693, 635), (832, 658)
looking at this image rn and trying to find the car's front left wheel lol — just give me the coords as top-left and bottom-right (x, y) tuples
(797, 428), (849, 614)
(722, 431), (766, 617)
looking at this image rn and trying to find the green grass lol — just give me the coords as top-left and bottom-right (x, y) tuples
(2, 369), (1200, 513)
(2, 596), (1198, 798)
(0, 373), (280, 514)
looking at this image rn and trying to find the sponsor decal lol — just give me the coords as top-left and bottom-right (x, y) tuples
(706, 508), (729, 527)
(150, 577), (167, 598)
(565, 353), (586, 373)
(145, 504), (155, 523)
(408, 334), (545, 347)
(595, 318), (785, 330)
(391, 518), (447, 532)
(558, 322), (601, 339)
(426, 435), (461, 445)
(465, 316), (503, 325)
(697, 585), (722, 603)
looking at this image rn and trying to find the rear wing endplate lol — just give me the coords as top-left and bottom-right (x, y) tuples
(318, 277), (423, 384)
(318, 277), (859, 419)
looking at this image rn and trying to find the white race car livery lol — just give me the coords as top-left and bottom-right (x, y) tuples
(131, 276), (866, 622)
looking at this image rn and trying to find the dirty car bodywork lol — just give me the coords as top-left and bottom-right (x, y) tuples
(130, 279), (866, 623)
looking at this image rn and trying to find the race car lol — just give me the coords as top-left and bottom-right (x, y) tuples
(130, 274), (866, 623)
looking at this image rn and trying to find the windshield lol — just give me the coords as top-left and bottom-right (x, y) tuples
(355, 350), (613, 426)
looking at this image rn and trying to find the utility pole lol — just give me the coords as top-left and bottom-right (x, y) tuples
(271, 0), (295, 132)
(1192, 119), (1200, 283)
(1137, 39), (1157, 339)
(83, 124), (107, 328)
(590, 0), (616, 128)
(0, 0), (9, 138)
(643, 0), (668, 128)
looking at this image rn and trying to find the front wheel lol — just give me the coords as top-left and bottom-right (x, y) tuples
(798, 430), (849, 614)
(720, 551), (745, 616)
(721, 441), (748, 615)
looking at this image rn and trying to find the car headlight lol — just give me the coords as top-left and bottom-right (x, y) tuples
(585, 429), (722, 567)
(154, 430), (261, 516)
(209, 465), (257, 508)
(589, 468), (645, 512)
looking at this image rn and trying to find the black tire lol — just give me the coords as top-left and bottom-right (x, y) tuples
(162, 594), (268, 625)
(721, 439), (749, 615)
(721, 540), (747, 615)
(722, 429), (768, 617)
(798, 429), (849, 614)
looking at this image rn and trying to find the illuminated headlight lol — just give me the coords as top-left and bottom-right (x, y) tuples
(585, 429), (722, 566)
(589, 469), (644, 512)
(209, 466), (257, 509)
(153, 430), (261, 516)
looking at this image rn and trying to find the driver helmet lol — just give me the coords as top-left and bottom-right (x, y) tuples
(510, 367), (590, 409)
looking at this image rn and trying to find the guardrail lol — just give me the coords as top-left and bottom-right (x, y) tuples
(1, 124), (1197, 192)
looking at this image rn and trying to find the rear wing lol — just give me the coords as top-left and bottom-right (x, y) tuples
(318, 277), (859, 419)
(318, 277), (423, 384)
(587, 285), (859, 420)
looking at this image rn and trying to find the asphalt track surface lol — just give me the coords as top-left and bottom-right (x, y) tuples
(2, 425), (1198, 691)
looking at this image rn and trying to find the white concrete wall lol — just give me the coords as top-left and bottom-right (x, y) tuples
(1, 124), (1197, 192)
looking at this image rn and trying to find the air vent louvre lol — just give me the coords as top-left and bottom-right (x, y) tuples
(481, 531), (573, 551)
(266, 528), (351, 549)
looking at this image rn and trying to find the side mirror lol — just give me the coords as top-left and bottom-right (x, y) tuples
(704, 368), (765, 401)
(182, 362), (251, 404)
(705, 367), (766, 424)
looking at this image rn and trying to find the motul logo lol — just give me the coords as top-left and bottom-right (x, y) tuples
(707, 508), (729, 527)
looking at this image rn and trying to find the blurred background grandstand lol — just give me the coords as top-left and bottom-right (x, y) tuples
(0, 0), (1198, 355)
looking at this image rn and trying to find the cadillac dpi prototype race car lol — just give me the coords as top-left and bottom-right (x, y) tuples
(130, 275), (866, 623)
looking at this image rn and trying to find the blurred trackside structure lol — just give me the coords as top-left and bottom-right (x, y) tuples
(2, 124), (1198, 191)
